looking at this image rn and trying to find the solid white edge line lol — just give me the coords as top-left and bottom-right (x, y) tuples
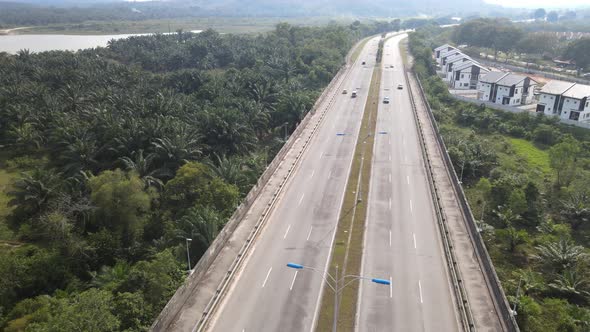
(418, 280), (424, 304)
(290, 271), (298, 291)
(307, 226), (313, 241)
(413, 233), (417, 249)
(283, 225), (291, 239)
(262, 267), (272, 288)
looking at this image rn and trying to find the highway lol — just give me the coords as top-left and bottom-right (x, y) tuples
(356, 35), (460, 331)
(206, 36), (382, 332)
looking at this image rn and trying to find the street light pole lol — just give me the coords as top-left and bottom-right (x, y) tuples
(185, 238), (192, 272)
(333, 265), (339, 332)
(286, 262), (390, 332)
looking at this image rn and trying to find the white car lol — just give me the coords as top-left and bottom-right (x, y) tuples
(342, 89), (348, 94)
(383, 97), (390, 104)
(397, 84), (403, 90)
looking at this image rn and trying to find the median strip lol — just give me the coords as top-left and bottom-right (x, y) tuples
(316, 40), (383, 331)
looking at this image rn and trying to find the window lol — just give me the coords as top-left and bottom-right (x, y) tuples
(551, 96), (554, 100)
(566, 99), (569, 103)
(461, 74), (464, 78)
(515, 89), (519, 94)
(586, 101), (589, 107)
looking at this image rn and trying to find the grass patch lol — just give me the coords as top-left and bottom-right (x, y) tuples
(508, 138), (551, 175)
(316, 44), (382, 331)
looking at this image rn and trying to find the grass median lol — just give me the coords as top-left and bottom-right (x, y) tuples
(316, 44), (382, 331)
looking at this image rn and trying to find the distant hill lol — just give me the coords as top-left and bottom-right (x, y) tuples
(0, 0), (497, 17)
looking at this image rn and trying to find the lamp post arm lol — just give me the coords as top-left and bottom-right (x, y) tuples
(337, 275), (372, 293)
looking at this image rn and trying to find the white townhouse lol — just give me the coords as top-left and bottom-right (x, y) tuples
(477, 72), (537, 105)
(561, 84), (590, 122)
(536, 80), (576, 116)
(450, 61), (490, 90)
(440, 49), (462, 67)
(443, 53), (472, 81)
(537, 80), (590, 122)
(434, 44), (457, 64)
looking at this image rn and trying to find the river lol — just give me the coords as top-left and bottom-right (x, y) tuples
(0, 30), (202, 54)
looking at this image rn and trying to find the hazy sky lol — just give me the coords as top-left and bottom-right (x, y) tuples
(484, 0), (590, 8)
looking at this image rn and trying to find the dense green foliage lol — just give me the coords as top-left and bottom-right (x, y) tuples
(411, 27), (590, 331)
(0, 22), (399, 330)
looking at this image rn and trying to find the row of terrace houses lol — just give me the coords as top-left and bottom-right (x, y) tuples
(434, 44), (590, 123)
(537, 80), (590, 122)
(434, 44), (490, 90)
(477, 71), (538, 106)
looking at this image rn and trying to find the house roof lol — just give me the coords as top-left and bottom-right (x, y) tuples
(562, 83), (590, 99)
(497, 74), (533, 87)
(434, 44), (455, 52)
(441, 50), (461, 59)
(479, 71), (509, 84)
(540, 80), (576, 95)
(454, 61), (489, 72)
(446, 53), (471, 64)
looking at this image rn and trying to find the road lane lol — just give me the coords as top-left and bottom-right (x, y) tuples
(356, 35), (461, 332)
(206, 36), (382, 332)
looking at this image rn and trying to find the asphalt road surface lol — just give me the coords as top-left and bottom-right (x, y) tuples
(206, 36), (382, 332)
(355, 35), (461, 332)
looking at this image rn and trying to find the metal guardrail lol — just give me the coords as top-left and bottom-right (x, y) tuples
(410, 69), (520, 332)
(404, 68), (475, 332)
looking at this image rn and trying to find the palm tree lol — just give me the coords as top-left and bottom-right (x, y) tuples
(235, 100), (270, 140)
(152, 125), (203, 174)
(176, 207), (223, 260)
(119, 149), (165, 190)
(91, 260), (131, 292)
(560, 192), (590, 230)
(60, 134), (100, 175)
(534, 239), (587, 273)
(9, 169), (61, 216)
(549, 269), (590, 300)
(494, 205), (521, 228)
(205, 154), (247, 190)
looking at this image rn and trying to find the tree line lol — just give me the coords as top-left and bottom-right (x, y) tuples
(452, 18), (590, 73)
(0, 21), (400, 331)
(411, 26), (590, 331)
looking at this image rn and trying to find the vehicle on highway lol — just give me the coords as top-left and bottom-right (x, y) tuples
(390, 65), (394, 68)
(383, 96), (390, 104)
(362, 61), (366, 65)
(351, 90), (357, 98)
(342, 89), (348, 94)
(397, 84), (403, 89)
